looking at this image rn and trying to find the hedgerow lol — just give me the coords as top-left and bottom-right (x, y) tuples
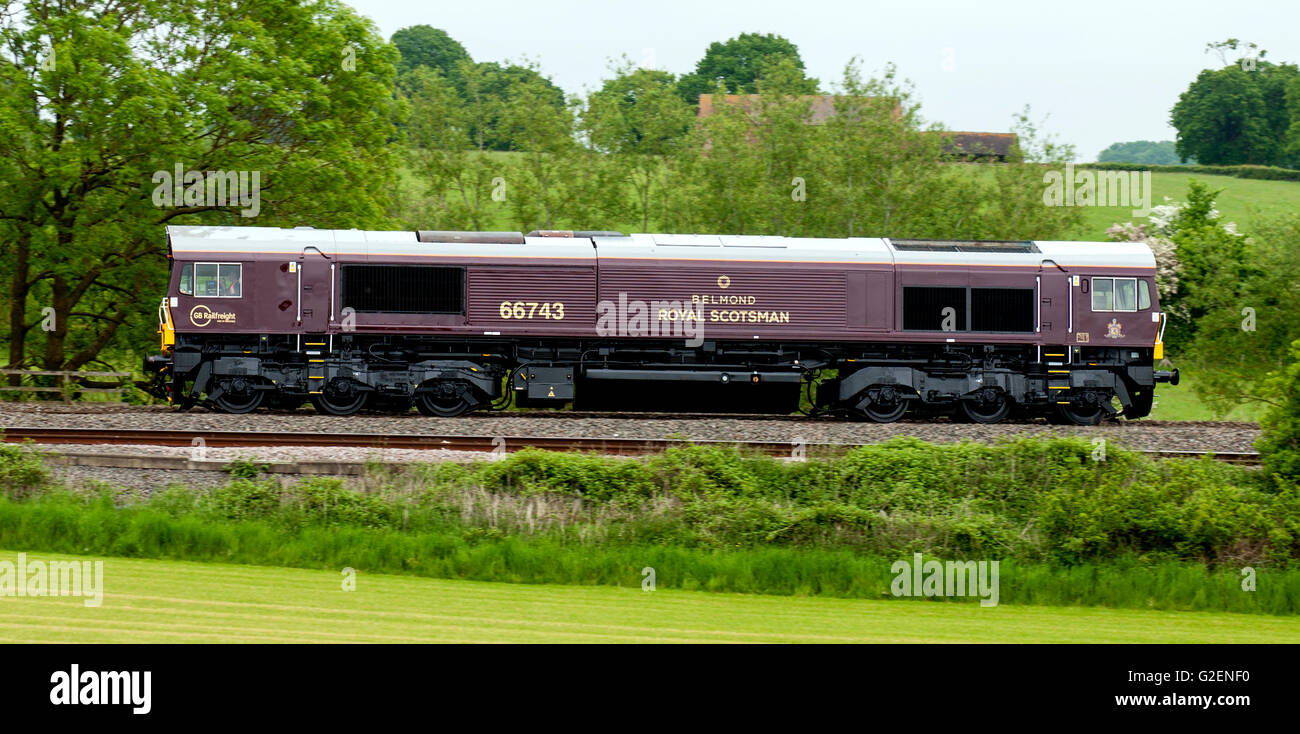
(3, 436), (1295, 565)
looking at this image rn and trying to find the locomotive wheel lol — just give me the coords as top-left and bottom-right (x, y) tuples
(211, 378), (264, 414)
(311, 382), (370, 416)
(958, 388), (1011, 424)
(416, 393), (474, 417)
(1051, 391), (1108, 426)
(415, 380), (481, 417)
(857, 385), (909, 423)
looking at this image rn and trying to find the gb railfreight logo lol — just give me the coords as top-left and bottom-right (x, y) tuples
(49, 665), (151, 714)
(189, 304), (235, 327)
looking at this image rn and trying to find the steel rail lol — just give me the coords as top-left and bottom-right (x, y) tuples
(0, 427), (1263, 465)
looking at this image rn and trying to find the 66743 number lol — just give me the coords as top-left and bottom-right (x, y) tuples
(498, 301), (566, 320)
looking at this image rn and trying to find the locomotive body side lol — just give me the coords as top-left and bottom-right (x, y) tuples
(148, 226), (1176, 422)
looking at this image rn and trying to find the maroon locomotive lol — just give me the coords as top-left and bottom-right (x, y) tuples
(145, 226), (1177, 424)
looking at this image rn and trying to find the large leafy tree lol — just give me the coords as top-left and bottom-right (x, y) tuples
(664, 59), (1080, 241)
(460, 61), (566, 151)
(403, 66), (505, 230)
(392, 25), (470, 79)
(582, 62), (692, 230)
(1170, 43), (1298, 166)
(1184, 210), (1300, 415)
(1257, 339), (1300, 487)
(676, 32), (819, 107)
(0, 0), (400, 374)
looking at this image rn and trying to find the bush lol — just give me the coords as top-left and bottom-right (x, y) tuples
(0, 441), (51, 499)
(1258, 340), (1300, 488)
(1079, 161), (1300, 181)
(4, 436), (1297, 565)
(223, 456), (270, 479)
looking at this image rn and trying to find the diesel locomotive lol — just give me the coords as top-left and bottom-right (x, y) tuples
(143, 225), (1179, 424)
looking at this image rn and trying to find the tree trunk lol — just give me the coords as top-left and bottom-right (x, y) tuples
(6, 228), (32, 384)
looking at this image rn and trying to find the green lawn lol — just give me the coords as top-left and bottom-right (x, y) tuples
(1072, 171), (1300, 240)
(1, 550), (1294, 643)
(1148, 364), (1266, 422)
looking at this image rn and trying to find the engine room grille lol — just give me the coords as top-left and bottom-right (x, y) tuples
(971, 288), (1035, 332)
(903, 286), (968, 331)
(341, 265), (465, 314)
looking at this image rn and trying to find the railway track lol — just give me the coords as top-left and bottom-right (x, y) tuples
(0, 403), (1263, 430)
(0, 427), (1263, 465)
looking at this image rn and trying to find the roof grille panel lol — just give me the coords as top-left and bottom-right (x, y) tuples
(889, 239), (1039, 254)
(416, 231), (524, 244)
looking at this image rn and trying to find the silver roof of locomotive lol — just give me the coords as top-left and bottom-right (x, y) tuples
(165, 225), (597, 259)
(167, 226), (1156, 269)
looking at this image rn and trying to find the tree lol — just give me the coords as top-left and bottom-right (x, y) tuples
(1183, 211), (1300, 415)
(1285, 75), (1300, 164)
(391, 25), (471, 87)
(465, 61), (567, 151)
(1096, 140), (1187, 165)
(493, 62), (581, 231)
(403, 67), (504, 230)
(1170, 43), (1298, 166)
(676, 32), (819, 107)
(0, 0), (400, 376)
(583, 61), (692, 230)
(1257, 340), (1300, 487)
(662, 59), (1081, 242)
(1167, 182), (1253, 332)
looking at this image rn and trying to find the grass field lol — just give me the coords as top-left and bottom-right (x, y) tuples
(1147, 364), (1266, 422)
(1, 550), (1295, 643)
(1072, 171), (1300, 240)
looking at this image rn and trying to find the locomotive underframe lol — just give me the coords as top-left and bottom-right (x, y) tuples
(148, 332), (1159, 423)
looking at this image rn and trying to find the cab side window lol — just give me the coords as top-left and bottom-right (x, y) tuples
(190, 262), (242, 298)
(1091, 277), (1139, 312)
(1091, 278), (1113, 311)
(1114, 278), (1137, 311)
(179, 264), (193, 295)
(219, 264), (242, 297)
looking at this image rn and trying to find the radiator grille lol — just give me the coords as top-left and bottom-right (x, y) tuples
(341, 265), (465, 314)
(971, 288), (1035, 332)
(903, 286), (966, 331)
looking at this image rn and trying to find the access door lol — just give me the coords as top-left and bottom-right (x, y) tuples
(297, 247), (333, 333)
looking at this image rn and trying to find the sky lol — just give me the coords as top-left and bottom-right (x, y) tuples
(345, 0), (1300, 161)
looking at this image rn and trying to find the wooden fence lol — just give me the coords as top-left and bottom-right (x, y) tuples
(0, 369), (133, 402)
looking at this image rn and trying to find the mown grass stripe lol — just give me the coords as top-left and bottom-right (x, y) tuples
(3, 550), (1298, 643)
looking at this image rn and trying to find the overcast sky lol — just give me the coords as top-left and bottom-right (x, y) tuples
(346, 0), (1299, 161)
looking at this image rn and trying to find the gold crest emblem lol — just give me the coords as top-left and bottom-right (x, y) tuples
(1104, 318), (1124, 339)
